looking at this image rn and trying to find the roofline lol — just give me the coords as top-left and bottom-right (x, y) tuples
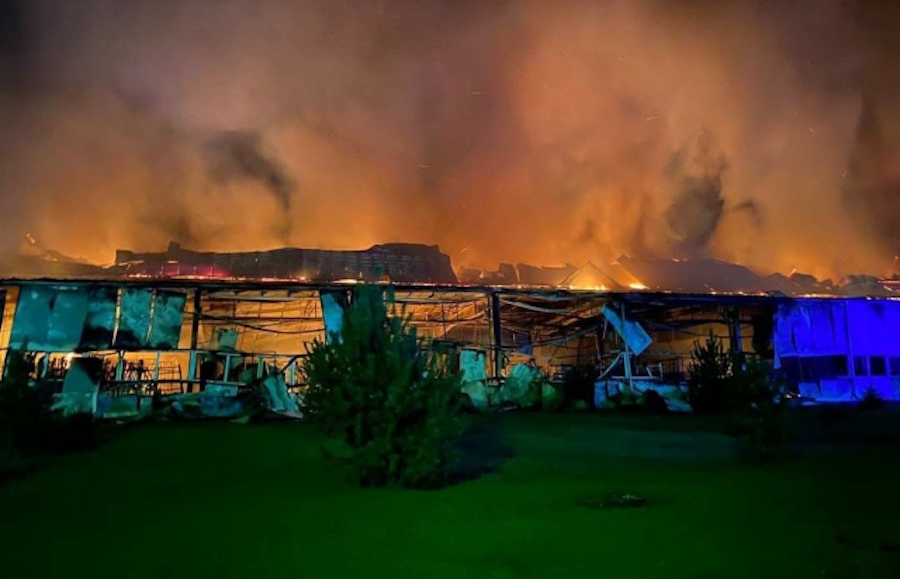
(0, 276), (894, 304)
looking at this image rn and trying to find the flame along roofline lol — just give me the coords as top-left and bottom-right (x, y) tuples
(0, 275), (896, 305)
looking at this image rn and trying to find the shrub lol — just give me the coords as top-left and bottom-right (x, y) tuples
(559, 364), (598, 410)
(819, 404), (852, 428)
(302, 285), (465, 488)
(687, 332), (733, 414)
(38, 413), (103, 454)
(641, 389), (670, 414)
(0, 351), (41, 458)
(858, 387), (885, 412)
(1, 351), (102, 460)
(725, 359), (791, 463)
(498, 363), (547, 410)
(606, 389), (640, 409)
(540, 381), (565, 412)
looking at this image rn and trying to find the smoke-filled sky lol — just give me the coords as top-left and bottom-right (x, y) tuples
(1, 0), (898, 279)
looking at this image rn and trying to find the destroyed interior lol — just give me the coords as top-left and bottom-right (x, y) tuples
(2, 235), (900, 420)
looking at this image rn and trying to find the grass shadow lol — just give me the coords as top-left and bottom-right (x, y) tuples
(448, 416), (516, 484)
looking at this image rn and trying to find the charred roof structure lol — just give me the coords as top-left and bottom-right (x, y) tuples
(0, 234), (109, 278)
(113, 241), (458, 284)
(461, 256), (900, 297)
(2, 235), (900, 297)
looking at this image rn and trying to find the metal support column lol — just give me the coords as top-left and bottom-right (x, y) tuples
(731, 303), (744, 361)
(187, 288), (202, 392)
(490, 291), (503, 380)
(115, 351), (124, 381)
(619, 300), (633, 394)
(844, 300), (858, 400)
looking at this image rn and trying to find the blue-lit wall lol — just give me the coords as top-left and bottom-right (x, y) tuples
(774, 299), (900, 401)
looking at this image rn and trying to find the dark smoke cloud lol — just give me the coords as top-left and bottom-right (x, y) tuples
(206, 131), (297, 242)
(662, 132), (767, 257)
(664, 130), (727, 255)
(207, 132), (296, 213)
(731, 200), (764, 231)
(844, 96), (900, 254)
(576, 219), (597, 245)
(0, 0), (31, 249)
(0, 0), (25, 65)
(0, 0), (898, 279)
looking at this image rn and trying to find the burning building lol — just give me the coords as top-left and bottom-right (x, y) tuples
(3, 233), (900, 419)
(4, 0), (900, 421)
(1, 272), (899, 421)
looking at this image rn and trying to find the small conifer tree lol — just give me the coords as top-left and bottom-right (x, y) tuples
(687, 332), (733, 413)
(302, 285), (464, 488)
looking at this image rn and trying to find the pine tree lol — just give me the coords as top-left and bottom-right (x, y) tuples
(302, 285), (464, 488)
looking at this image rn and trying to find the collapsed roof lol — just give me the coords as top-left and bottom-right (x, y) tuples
(2, 235), (898, 297)
(113, 241), (458, 284)
(460, 256), (899, 297)
(0, 234), (107, 278)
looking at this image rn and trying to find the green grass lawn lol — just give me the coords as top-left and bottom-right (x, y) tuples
(2, 412), (899, 578)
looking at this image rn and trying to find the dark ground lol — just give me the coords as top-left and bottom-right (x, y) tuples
(1, 406), (899, 578)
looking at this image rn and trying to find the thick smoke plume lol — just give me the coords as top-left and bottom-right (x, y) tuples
(1, 0), (899, 280)
(663, 129), (727, 255)
(206, 131), (297, 243)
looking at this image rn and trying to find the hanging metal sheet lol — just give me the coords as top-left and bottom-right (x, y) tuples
(147, 290), (187, 349)
(52, 357), (103, 416)
(78, 286), (118, 351)
(47, 289), (90, 351)
(9, 285), (54, 350)
(10, 285), (89, 352)
(320, 290), (349, 344)
(601, 303), (652, 356)
(211, 328), (239, 351)
(114, 288), (153, 350)
(460, 349), (487, 384)
(512, 331), (533, 355)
